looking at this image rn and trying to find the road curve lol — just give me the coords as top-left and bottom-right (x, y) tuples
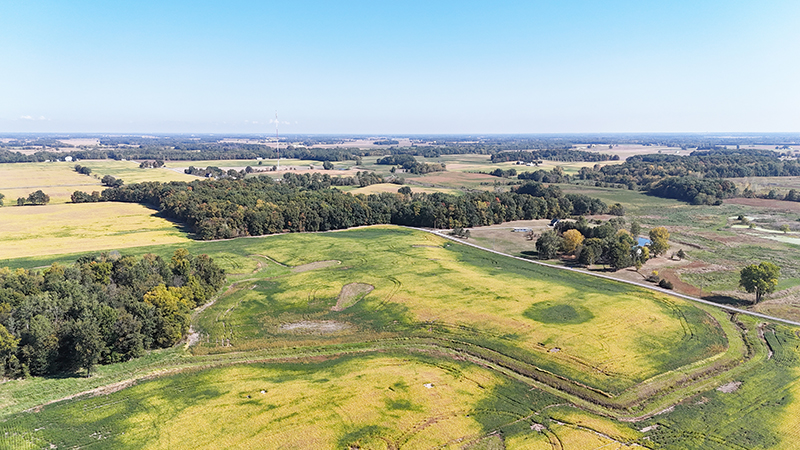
(419, 228), (800, 328)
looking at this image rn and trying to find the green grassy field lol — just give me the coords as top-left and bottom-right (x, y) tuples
(0, 354), (650, 449)
(192, 227), (731, 397)
(1, 226), (799, 449)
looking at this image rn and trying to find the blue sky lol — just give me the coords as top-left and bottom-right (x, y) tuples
(1, 0), (798, 134)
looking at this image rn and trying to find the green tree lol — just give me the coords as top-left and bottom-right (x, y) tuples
(322, 161), (334, 170)
(608, 230), (635, 270)
(0, 324), (19, 377)
(144, 285), (192, 347)
(648, 226), (670, 256)
(536, 230), (563, 260)
(0, 192), (4, 206)
(609, 203), (625, 216)
(72, 315), (103, 376)
(26, 190), (50, 205)
(17, 197), (25, 206)
(780, 224), (790, 234)
(739, 262), (780, 303)
(630, 220), (641, 237)
(577, 238), (603, 266)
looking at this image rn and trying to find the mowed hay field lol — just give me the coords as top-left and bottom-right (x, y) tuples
(0, 162), (102, 204)
(75, 160), (199, 183)
(0, 203), (189, 260)
(0, 354), (647, 450)
(196, 226), (730, 395)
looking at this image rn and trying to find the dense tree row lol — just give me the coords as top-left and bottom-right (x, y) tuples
(518, 168), (571, 184)
(98, 178), (607, 240)
(491, 149), (617, 163)
(488, 168), (517, 178)
(280, 171), (384, 189)
(376, 154), (446, 174)
(73, 164), (92, 175)
(647, 177), (739, 205)
(0, 250), (225, 378)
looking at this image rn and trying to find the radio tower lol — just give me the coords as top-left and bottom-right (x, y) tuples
(275, 111), (280, 171)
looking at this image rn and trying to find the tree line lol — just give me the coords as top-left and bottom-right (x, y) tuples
(0, 250), (225, 378)
(570, 150), (800, 204)
(491, 149), (617, 163)
(89, 178), (607, 240)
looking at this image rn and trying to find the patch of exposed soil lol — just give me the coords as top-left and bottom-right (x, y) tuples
(727, 197), (800, 213)
(292, 260), (341, 273)
(716, 381), (742, 393)
(332, 282), (374, 311)
(278, 320), (352, 333)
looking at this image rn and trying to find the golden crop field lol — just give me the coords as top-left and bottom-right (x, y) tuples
(0, 202), (190, 260)
(0, 161), (102, 204)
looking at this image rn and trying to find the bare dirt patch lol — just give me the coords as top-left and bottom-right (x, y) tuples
(278, 320), (352, 334)
(716, 381), (742, 393)
(292, 260), (340, 273)
(332, 283), (374, 311)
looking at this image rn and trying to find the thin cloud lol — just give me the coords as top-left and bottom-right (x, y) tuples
(20, 115), (47, 121)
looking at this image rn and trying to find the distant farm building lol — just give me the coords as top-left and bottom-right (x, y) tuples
(512, 228), (531, 233)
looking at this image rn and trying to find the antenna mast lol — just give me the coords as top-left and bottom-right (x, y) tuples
(275, 111), (280, 171)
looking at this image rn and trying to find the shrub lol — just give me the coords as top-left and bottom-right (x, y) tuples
(658, 279), (674, 289)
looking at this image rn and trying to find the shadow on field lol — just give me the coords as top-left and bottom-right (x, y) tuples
(702, 294), (752, 308)
(153, 209), (194, 236)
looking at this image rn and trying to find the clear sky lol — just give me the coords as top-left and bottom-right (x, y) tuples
(1, 0), (798, 134)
